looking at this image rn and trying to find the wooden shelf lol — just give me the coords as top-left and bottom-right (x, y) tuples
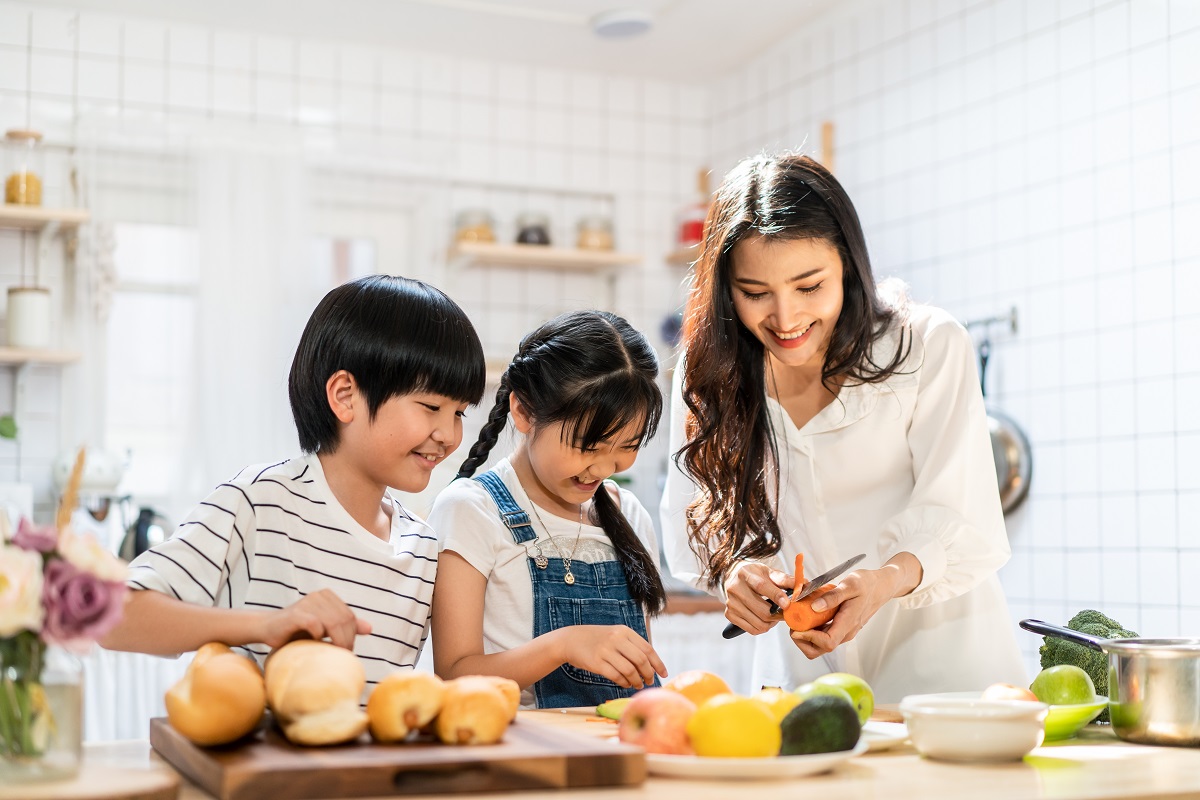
(0, 347), (81, 365)
(0, 205), (90, 231)
(448, 242), (640, 272)
(667, 244), (701, 267)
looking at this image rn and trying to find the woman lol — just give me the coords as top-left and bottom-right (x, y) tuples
(660, 153), (1026, 702)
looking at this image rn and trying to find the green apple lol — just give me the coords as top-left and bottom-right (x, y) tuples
(793, 681), (853, 708)
(814, 672), (874, 725)
(1030, 665), (1096, 705)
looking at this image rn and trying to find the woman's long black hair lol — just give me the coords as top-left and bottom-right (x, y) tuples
(457, 310), (667, 615)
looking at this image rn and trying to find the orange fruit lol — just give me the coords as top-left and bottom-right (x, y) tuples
(663, 670), (732, 707)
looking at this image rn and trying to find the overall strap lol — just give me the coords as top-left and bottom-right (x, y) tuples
(472, 471), (538, 544)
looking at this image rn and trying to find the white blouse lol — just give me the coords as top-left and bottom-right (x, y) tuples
(660, 304), (1028, 703)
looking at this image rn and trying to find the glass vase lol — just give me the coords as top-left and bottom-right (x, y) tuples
(0, 637), (83, 783)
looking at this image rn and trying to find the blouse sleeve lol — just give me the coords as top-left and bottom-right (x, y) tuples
(125, 482), (256, 607)
(426, 478), (501, 580)
(659, 356), (714, 593)
(878, 312), (1011, 610)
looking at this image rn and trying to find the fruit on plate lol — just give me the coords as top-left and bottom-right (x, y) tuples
(752, 687), (801, 724)
(793, 681), (853, 707)
(596, 697), (632, 721)
(686, 693), (781, 758)
(1031, 664), (1096, 705)
(662, 669), (732, 707)
(782, 553), (837, 632)
(617, 688), (697, 755)
(982, 682), (1040, 702)
(780, 695), (861, 755)
(814, 672), (874, 725)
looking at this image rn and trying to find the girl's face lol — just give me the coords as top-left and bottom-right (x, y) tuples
(511, 400), (644, 514)
(729, 235), (845, 371)
(343, 390), (468, 493)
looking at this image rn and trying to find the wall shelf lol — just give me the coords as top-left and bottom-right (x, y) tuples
(448, 242), (640, 272)
(667, 244), (701, 267)
(0, 347), (82, 365)
(0, 206), (91, 232)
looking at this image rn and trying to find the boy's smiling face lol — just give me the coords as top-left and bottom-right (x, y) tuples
(341, 388), (468, 493)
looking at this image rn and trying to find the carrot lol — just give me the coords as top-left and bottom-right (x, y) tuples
(782, 553), (837, 632)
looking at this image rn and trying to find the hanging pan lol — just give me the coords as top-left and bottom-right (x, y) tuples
(978, 337), (1032, 515)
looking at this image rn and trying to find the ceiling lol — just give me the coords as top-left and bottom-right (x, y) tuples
(48, 0), (836, 82)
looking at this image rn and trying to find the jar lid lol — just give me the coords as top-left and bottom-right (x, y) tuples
(517, 212), (550, 226)
(577, 215), (613, 230)
(5, 129), (44, 142)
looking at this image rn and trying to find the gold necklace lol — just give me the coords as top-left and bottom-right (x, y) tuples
(529, 501), (584, 585)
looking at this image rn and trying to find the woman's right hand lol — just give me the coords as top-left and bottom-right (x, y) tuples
(723, 561), (796, 635)
(260, 588), (372, 650)
(558, 625), (668, 689)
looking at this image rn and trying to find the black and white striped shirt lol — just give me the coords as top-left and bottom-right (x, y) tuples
(126, 454), (437, 690)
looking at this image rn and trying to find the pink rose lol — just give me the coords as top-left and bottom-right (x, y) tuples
(13, 517), (58, 553)
(40, 559), (127, 653)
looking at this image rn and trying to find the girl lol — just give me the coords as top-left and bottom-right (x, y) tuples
(661, 153), (1027, 703)
(428, 310), (669, 709)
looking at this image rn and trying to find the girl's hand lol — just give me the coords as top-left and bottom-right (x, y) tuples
(261, 588), (372, 651)
(559, 625), (668, 689)
(789, 553), (922, 658)
(723, 561), (795, 635)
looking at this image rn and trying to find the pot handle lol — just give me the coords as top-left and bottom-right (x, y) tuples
(1019, 619), (1107, 652)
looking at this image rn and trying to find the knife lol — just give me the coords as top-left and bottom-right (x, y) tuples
(721, 553), (866, 640)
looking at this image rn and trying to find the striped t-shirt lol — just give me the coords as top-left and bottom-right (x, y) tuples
(126, 454), (437, 690)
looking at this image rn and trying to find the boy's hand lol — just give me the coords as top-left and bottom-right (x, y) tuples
(559, 625), (668, 689)
(262, 589), (372, 650)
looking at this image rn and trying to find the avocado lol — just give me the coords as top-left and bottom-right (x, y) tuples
(779, 695), (861, 755)
(596, 697), (632, 721)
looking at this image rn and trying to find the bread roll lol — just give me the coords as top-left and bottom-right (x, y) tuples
(264, 639), (369, 746)
(456, 675), (520, 722)
(165, 643), (265, 746)
(435, 677), (511, 745)
(367, 672), (446, 742)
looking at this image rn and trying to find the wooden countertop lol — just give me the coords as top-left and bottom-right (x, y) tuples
(80, 708), (1200, 800)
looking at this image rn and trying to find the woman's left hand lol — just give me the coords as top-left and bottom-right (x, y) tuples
(789, 553), (922, 658)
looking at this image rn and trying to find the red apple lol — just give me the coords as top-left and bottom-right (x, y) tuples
(617, 688), (697, 755)
(982, 682), (1040, 702)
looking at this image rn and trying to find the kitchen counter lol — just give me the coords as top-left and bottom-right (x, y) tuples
(76, 709), (1200, 800)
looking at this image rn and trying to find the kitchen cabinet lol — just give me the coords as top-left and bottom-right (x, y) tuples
(68, 710), (1200, 800)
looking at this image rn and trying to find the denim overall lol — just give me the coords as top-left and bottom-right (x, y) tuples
(474, 470), (656, 708)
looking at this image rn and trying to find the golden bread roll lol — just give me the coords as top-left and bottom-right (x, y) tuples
(165, 642), (266, 746)
(264, 639), (369, 746)
(434, 677), (511, 745)
(456, 675), (520, 722)
(367, 671), (446, 742)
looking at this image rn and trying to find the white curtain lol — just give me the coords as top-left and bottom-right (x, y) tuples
(185, 145), (317, 497)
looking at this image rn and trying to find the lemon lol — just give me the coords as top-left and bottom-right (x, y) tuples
(752, 687), (802, 725)
(686, 693), (781, 758)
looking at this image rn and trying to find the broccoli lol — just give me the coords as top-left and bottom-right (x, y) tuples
(1039, 609), (1137, 723)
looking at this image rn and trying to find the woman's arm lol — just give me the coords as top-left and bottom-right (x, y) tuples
(432, 550), (666, 690)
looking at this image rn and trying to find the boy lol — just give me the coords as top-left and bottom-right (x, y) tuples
(101, 275), (485, 689)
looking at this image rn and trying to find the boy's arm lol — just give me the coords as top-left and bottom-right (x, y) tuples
(101, 586), (373, 654)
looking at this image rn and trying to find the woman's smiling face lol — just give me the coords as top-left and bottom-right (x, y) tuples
(729, 235), (845, 371)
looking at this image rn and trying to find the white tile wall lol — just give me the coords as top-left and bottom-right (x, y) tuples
(709, 0), (1200, 678)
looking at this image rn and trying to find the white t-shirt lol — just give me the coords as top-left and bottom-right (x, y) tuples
(661, 304), (1028, 703)
(428, 457), (659, 708)
(126, 454), (438, 691)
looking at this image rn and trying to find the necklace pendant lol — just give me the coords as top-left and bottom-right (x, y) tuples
(564, 571), (576, 586)
(534, 552), (549, 569)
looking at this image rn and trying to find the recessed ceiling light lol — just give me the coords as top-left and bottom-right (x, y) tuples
(590, 9), (654, 39)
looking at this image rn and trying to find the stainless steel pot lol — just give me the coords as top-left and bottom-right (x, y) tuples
(1021, 619), (1200, 747)
(978, 338), (1032, 515)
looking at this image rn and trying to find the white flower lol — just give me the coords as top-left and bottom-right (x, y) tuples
(56, 526), (129, 582)
(0, 543), (45, 636)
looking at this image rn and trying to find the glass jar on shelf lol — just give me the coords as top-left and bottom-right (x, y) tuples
(453, 209), (496, 244)
(576, 215), (615, 251)
(515, 212), (551, 246)
(4, 130), (44, 206)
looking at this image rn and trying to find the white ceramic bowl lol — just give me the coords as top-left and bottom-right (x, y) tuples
(899, 693), (1049, 763)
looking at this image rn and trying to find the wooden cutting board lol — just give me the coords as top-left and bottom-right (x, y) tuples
(149, 716), (644, 800)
